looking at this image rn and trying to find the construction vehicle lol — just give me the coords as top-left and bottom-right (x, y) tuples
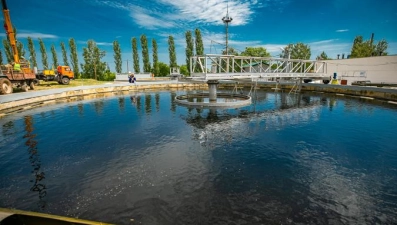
(35, 65), (74, 85)
(0, 0), (36, 94)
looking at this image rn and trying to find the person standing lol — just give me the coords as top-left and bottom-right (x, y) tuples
(13, 62), (21, 72)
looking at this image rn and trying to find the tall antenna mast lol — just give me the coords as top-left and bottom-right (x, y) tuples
(222, 0), (232, 55)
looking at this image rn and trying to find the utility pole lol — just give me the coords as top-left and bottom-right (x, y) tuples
(222, 1), (232, 55)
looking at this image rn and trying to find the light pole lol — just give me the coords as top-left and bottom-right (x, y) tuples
(125, 60), (130, 73)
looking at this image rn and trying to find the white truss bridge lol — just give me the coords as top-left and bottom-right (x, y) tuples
(189, 54), (330, 81)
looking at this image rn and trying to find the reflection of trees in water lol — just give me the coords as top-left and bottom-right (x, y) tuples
(118, 97), (125, 112)
(136, 95), (142, 114)
(344, 98), (376, 114)
(170, 92), (177, 113)
(23, 116), (47, 210)
(145, 94), (152, 115)
(155, 93), (160, 112)
(77, 103), (84, 116)
(2, 121), (15, 137)
(93, 101), (105, 115)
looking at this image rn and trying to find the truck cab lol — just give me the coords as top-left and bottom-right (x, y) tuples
(57, 66), (74, 84)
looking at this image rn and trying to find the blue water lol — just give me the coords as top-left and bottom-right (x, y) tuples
(0, 90), (397, 224)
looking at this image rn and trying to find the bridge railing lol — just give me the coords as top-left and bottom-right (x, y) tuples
(190, 54), (328, 80)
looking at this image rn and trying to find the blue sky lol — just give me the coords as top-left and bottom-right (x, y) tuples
(3, 0), (397, 72)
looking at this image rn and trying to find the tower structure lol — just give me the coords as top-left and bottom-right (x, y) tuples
(222, 1), (232, 55)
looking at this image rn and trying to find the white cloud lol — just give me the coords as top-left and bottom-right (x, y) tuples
(310, 39), (339, 45)
(96, 42), (113, 46)
(94, 0), (264, 29)
(76, 40), (113, 46)
(309, 39), (351, 59)
(157, 0), (257, 26)
(336, 29), (349, 32)
(128, 5), (175, 30)
(0, 32), (58, 39)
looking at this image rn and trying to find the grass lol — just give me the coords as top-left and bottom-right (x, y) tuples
(34, 79), (112, 91)
(11, 79), (112, 93)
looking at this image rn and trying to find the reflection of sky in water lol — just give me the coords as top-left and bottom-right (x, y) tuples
(0, 91), (396, 224)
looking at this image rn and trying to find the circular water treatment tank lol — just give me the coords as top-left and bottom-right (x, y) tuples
(175, 93), (251, 108)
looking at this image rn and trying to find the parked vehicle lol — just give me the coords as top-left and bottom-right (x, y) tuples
(0, 0), (36, 94)
(35, 66), (74, 85)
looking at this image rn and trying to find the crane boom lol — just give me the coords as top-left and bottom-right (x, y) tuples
(1, 0), (19, 63)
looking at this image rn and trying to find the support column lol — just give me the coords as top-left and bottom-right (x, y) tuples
(298, 78), (303, 93)
(207, 80), (219, 102)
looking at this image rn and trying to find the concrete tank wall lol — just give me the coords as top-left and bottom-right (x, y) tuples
(324, 55), (397, 85)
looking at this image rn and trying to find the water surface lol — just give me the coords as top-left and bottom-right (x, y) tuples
(0, 90), (396, 224)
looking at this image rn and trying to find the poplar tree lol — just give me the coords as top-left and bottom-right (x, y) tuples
(2, 27), (24, 62)
(168, 35), (177, 68)
(2, 40), (12, 63)
(113, 40), (122, 73)
(69, 38), (80, 76)
(27, 37), (37, 67)
(60, 42), (69, 66)
(38, 38), (48, 69)
(17, 42), (25, 59)
(195, 28), (204, 55)
(81, 40), (106, 80)
(185, 30), (194, 74)
(132, 37), (140, 73)
(50, 44), (58, 68)
(140, 34), (151, 72)
(152, 39), (159, 76)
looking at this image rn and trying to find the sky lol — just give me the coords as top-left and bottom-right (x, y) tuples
(2, 0), (397, 73)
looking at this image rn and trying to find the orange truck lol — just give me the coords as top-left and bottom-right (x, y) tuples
(0, 0), (36, 94)
(35, 66), (74, 85)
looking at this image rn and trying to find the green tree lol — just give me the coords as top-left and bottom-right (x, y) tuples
(81, 40), (106, 80)
(113, 40), (122, 73)
(350, 36), (374, 58)
(157, 62), (170, 77)
(60, 42), (69, 66)
(132, 37), (140, 73)
(140, 34), (151, 72)
(38, 38), (48, 69)
(375, 39), (388, 56)
(195, 28), (204, 55)
(317, 51), (331, 60)
(240, 47), (270, 57)
(152, 39), (159, 76)
(0, 50), (3, 65)
(168, 35), (177, 68)
(2, 39), (12, 63)
(50, 44), (58, 68)
(180, 64), (189, 76)
(3, 27), (25, 62)
(17, 42), (25, 59)
(282, 43), (311, 59)
(11, 27), (24, 58)
(27, 37), (37, 67)
(69, 38), (80, 77)
(220, 47), (239, 72)
(185, 30), (194, 74)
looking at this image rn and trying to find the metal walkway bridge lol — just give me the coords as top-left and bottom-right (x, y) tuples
(189, 54), (329, 81)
